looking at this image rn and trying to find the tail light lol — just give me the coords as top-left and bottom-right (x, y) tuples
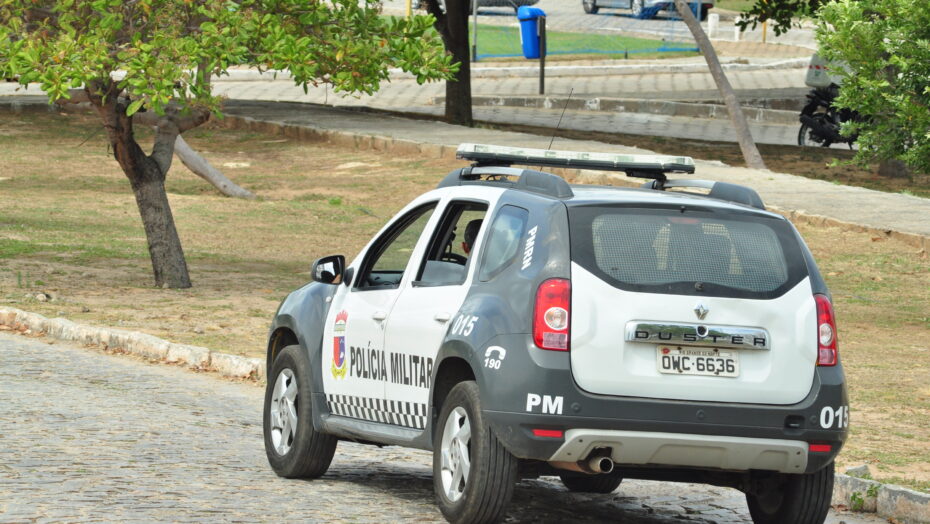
(814, 294), (838, 366)
(534, 278), (571, 351)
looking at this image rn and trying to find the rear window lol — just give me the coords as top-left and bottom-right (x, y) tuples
(568, 205), (807, 299)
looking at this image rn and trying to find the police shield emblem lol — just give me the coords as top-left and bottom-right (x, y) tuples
(331, 310), (348, 379)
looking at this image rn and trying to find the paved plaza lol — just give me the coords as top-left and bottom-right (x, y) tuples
(0, 333), (885, 523)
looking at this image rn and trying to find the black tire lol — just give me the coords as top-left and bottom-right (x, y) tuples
(263, 344), (337, 479)
(746, 463), (834, 524)
(798, 115), (833, 148)
(582, 0), (599, 14)
(558, 471), (624, 493)
(433, 381), (518, 524)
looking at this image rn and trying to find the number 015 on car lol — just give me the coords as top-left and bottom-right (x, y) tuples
(657, 346), (739, 377)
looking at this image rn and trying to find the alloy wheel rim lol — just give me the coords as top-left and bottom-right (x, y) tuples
(439, 406), (472, 503)
(270, 368), (298, 455)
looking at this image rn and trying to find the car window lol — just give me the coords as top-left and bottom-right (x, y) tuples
(415, 201), (488, 286)
(357, 203), (436, 290)
(479, 205), (529, 282)
(567, 205), (806, 299)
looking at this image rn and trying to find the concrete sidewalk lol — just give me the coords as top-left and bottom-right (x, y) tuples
(216, 100), (930, 248)
(204, 66), (810, 146)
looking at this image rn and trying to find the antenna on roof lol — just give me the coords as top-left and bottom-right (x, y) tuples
(547, 87), (574, 151)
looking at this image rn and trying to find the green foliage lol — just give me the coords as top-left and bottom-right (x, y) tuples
(0, 0), (456, 116)
(817, 0), (930, 173)
(736, 0), (826, 36)
(850, 490), (864, 511)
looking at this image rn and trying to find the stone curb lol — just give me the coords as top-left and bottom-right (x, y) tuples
(432, 95), (799, 125)
(833, 473), (930, 523)
(0, 307), (265, 381)
(212, 57), (807, 82)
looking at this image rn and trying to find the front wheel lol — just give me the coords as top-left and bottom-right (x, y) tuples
(263, 344), (338, 478)
(582, 0), (599, 14)
(433, 381), (518, 524)
(746, 463), (834, 524)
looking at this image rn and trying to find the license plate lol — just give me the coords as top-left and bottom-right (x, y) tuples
(656, 346), (739, 377)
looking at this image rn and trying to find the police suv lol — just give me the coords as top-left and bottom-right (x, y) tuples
(263, 144), (848, 524)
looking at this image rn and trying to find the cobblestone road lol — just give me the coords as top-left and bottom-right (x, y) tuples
(0, 332), (882, 523)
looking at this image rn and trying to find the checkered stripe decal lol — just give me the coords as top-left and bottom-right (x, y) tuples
(327, 394), (427, 430)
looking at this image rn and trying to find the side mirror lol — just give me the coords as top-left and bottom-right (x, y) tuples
(311, 255), (345, 285)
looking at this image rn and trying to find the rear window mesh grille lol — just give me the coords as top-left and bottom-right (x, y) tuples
(590, 214), (788, 292)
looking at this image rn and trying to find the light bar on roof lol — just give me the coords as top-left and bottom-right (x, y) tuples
(456, 143), (695, 175)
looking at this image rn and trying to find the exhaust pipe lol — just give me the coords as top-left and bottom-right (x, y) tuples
(550, 454), (615, 475)
(588, 455), (614, 474)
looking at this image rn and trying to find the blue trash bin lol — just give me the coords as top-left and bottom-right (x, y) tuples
(517, 6), (546, 59)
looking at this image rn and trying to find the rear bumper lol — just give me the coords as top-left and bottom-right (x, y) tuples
(549, 429), (808, 474)
(477, 335), (848, 475)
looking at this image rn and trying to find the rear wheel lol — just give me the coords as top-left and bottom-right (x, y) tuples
(433, 381), (518, 524)
(798, 114), (833, 148)
(263, 344), (337, 478)
(582, 0), (599, 14)
(746, 463), (834, 524)
(559, 471), (624, 493)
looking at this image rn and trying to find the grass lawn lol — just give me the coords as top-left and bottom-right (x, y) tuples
(473, 24), (699, 60)
(714, 0), (754, 12)
(1, 110), (928, 491)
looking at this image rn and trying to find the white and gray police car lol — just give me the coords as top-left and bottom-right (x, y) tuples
(263, 144), (848, 524)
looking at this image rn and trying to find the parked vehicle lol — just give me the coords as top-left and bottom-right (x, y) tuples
(582, 0), (714, 20)
(799, 53), (860, 148)
(413, 0), (539, 12)
(263, 143), (848, 524)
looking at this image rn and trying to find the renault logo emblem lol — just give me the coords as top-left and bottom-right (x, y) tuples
(694, 303), (709, 320)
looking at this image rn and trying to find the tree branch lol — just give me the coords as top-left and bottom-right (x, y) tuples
(151, 114), (180, 174)
(174, 136), (257, 199)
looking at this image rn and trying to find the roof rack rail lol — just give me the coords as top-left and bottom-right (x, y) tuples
(436, 165), (574, 199)
(641, 179), (766, 210)
(456, 143), (695, 181)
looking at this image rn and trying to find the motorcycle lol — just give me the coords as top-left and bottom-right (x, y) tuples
(798, 83), (860, 149)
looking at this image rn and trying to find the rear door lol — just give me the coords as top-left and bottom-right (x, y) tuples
(567, 204), (816, 405)
(382, 199), (490, 430)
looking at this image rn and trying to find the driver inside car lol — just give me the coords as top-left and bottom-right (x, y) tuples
(461, 219), (483, 256)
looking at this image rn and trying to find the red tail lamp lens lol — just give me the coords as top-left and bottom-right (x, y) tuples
(534, 278), (571, 351)
(814, 294), (838, 366)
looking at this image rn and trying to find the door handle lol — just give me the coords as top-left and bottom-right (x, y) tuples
(434, 312), (451, 323)
(372, 311), (387, 321)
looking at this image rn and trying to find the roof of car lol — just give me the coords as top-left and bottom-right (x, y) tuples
(564, 185), (785, 219)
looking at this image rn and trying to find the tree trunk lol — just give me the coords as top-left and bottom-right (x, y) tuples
(130, 167), (193, 289)
(174, 135), (256, 199)
(673, 0), (766, 170)
(877, 158), (910, 179)
(88, 81), (193, 288)
(427, 0), (473, 126)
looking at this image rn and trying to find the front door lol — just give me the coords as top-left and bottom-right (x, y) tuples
(322, 202), (437, 425)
